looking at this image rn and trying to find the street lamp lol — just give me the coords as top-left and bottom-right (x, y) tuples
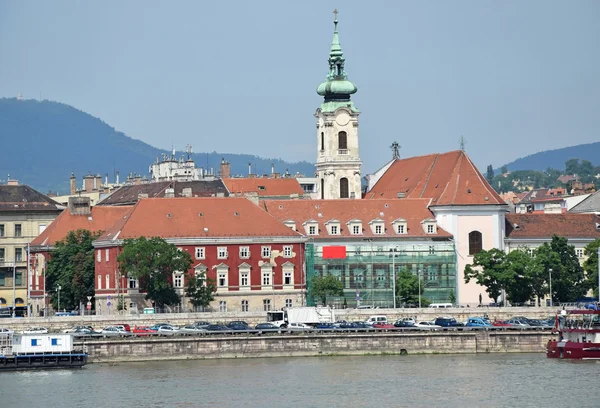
(12, 261), (16, 318)
(418, 269), (422, 309)
(57, 285), (61, 312)
(548, 268), (553, 308)
(390, 248), (398, 309)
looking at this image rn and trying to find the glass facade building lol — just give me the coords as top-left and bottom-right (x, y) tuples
(306, 241), (457, 308)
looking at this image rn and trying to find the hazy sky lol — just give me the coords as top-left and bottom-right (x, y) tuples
(1, 1), (599, 173)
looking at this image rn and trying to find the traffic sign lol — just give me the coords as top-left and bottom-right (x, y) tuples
(107, 301), (112, 307)
(86, 303), (92, 310)
(107, 295), (112, 300)
(87, 296), (92, 301)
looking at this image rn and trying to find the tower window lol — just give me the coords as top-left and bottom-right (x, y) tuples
(338, 131), (347, 150)
(321, 179), (324, 200)
(468, 231), (482, 255)
(340, 178), (349, 199)
(321, 132), (325, 151)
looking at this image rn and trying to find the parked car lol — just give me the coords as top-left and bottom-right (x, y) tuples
(62, 325), (94, 333)
(316, 323), (336, 330)
(227, 321), (250, 331)
(394, 320), (416, 328)
(193, 321), (212, 329)
(22, 327), (49, 334)
(113, 324), (132, 332)
(179, 325), (208, 335)
(156, 325), (180, 336)
(255, 323), (279, 334)
(491, 320), (512, 327)
(205, 324), (232, 332)
(351, 321), (375, 330)
(466, 317), (492, 327)
(286, 322), (313, 332)
(372, 322), (396, 329)
(505, 317), (530, 327)
(55, 311), (79, 316)
(72, 327), (101, 337)
(365, 315), (388, 325)
(434, 317), (463, 328)
(414, 321), (441, 329)
(132, 326), (158, 336)
(101, 326), (131, 336)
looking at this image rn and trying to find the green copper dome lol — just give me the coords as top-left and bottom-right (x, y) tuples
(316, 13), (358, 107)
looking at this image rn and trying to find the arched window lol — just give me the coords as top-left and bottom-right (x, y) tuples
(320, 132), (324, 151)
(340, 178), (349, 198)
(468, 231), (482, 255)
(321, 178), (324, 199)
(338, 131), (347, 150)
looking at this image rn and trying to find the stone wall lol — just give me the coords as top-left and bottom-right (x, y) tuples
(80, 331), (552, 363)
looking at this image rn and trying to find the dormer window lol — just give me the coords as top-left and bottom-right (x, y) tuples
(368, 218), (385, 235)
(391, 218), (407, 235)
(303, 220), (319, 236)
(346, 219), (363, 235)
(283, 220), (296, 231)
(421, 219), (437, 234)
(325, 219), (341, 235)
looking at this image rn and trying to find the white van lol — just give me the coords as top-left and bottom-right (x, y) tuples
(428, 303), (453, 309)
(365, 315), (388, 325)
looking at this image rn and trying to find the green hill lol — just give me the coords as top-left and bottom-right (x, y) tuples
(0, 98), (314, 193)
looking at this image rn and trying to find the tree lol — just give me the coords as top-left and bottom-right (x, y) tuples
(486, 164), (494, 183)
(500, 165), (508, 174)
(448, 289), (456, 305)
(185, 271), (216, 310)
(535, 236), (586, 302)
(464, 248), (509, 304)
(311, 275), (343, 305)
(395, 269), (423, 305)
(583, 239), (600, 299)
(118, 237), (193, 308)
(504, 250), (534, 304)
(46, 229), (100, 311)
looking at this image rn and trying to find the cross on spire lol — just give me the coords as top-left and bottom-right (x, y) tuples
(333, 8), (338, 20)
(459, 135), (466, 151)
(390, 141), (401, 160)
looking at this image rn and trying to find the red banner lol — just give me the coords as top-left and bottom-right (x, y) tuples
(322, 246), (347, 259)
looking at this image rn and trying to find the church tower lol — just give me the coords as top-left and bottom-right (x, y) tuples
(315, 11), (362, 200)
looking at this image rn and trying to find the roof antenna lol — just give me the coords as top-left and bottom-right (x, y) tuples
(459, 135), (466, 151)
(390, 141), (400, 160)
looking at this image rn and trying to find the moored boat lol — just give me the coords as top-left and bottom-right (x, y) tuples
(0, 333), (87, 370)
(547, 309), (600, 360)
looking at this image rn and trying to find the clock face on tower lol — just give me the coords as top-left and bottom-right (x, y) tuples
(335, 112), (350, 126)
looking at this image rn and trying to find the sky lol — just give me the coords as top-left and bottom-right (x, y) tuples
(1, 1), (599, 174)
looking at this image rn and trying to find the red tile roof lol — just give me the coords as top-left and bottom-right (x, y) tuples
(505, 213), (600, 239)
(366, 150), (505, 206)
(262, 199), (452, 238)
(30, 206), (132, 248)
(222, 178), (304, 198)
(95, 197), (303, 242)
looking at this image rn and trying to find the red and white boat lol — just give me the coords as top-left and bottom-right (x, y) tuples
(547, 309), (600, 360)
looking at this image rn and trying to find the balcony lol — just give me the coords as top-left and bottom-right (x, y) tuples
(338, 149), (349, 155)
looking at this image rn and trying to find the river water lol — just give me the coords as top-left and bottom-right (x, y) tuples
(1, 354), (598, 408)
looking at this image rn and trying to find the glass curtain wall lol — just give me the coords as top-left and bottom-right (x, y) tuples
(306, 242), (456, 308)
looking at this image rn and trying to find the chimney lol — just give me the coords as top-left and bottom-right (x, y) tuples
(220, 158), (231, 179)
(182, 188), (192, 197)
(271, 163), (275, 175)
(248, 162), (252, 176)
(70, 172), (76, 195)
(68, 196), (91, 215)
(116, 171), (120, 185)
(134, 174), (142, 185)
(7, 179), (18, 186)
(83, 174), (94, 192)
(105, 173), (108, 186)
(273, 173), (281, 179)
(165, 188), (175, 198)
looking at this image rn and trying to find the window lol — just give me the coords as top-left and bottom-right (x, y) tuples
(0, 248), (4, 262)
(429, 246), (435, 255)
(241, 300), (249, 312)
(262, 269), (272, 287)
(330, 225), (339, 235)
(320, 179), (324, 200)
(352, 225), (361, 235)
(219, 301), (227, 312)
(173, 273), (183, 288)
(217, 247), (228, 259)
(0, 224), (4, 237)
(527, 248), (534, 256)
(283, 246), (293, 258)
(340, 178), (349, 199)
(338, 131), (347, 150)
(397, 225), (405, 234)
(239, 246), (250, 259)
(38, 224), (46, 234)
(195, 247), (205, 259)
(320, 132), (324, 151)
(284, 271), (292, 285)
(285, 299), (293, 308)
(375, 225), (383, 234)
(31, 339), (38, 347)
(427, 224), (435, 234)
(14, 224), (22, 237)
(261, 246), (271, 258)
(105, 274), (110, 289)
(576, 248), (584, 258)
(468, 231), (483, 256)
(129, 278), (138, 289)
(309, 225), (317, 235)
(218, 272), (227, 288)
(97, 250), (101, 262)
(97, 275), (102, 289)
(15, 248), (22, 262)
(105, 248), (109, 262)
(240, 272), (249, 287)
(51, 338), (60, 346)
(15, 272), (23, 286)
(263, 299), (271, 311)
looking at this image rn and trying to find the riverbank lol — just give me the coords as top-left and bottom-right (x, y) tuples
(79, 330), (553, 363)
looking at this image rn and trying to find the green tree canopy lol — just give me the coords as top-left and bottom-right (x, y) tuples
(395, 269), (424, 306)
(464, 248), (509, 304)
(583, 238), (600, 299)
(311, 275), (343, 305)
(117, 237), (193, 308)
(185, 271), (216, 310)
(486, 165), (494, 183)
(504, 249), (534, 304)
(46, 229), (100, 311)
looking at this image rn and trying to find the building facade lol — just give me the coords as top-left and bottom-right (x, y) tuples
(315, 15), (362, 200)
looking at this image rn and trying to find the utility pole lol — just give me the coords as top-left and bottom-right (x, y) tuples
(549, 268), (553, 307)
(418, 269), (422, 309)
(26, 244), (31, 317)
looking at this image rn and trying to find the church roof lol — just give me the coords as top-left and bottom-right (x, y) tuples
(365, 150), (505, 206)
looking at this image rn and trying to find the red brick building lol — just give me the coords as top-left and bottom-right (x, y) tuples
(92, 197), (306, 314)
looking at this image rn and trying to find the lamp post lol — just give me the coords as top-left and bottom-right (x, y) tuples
(390, 248), (398, 309)
(57, 285), (61, 312)
(418, 269), (422, 309)
(548, 268), (553, 308)
(597, 247), (600, 304)
(12, 261), (16, 318)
